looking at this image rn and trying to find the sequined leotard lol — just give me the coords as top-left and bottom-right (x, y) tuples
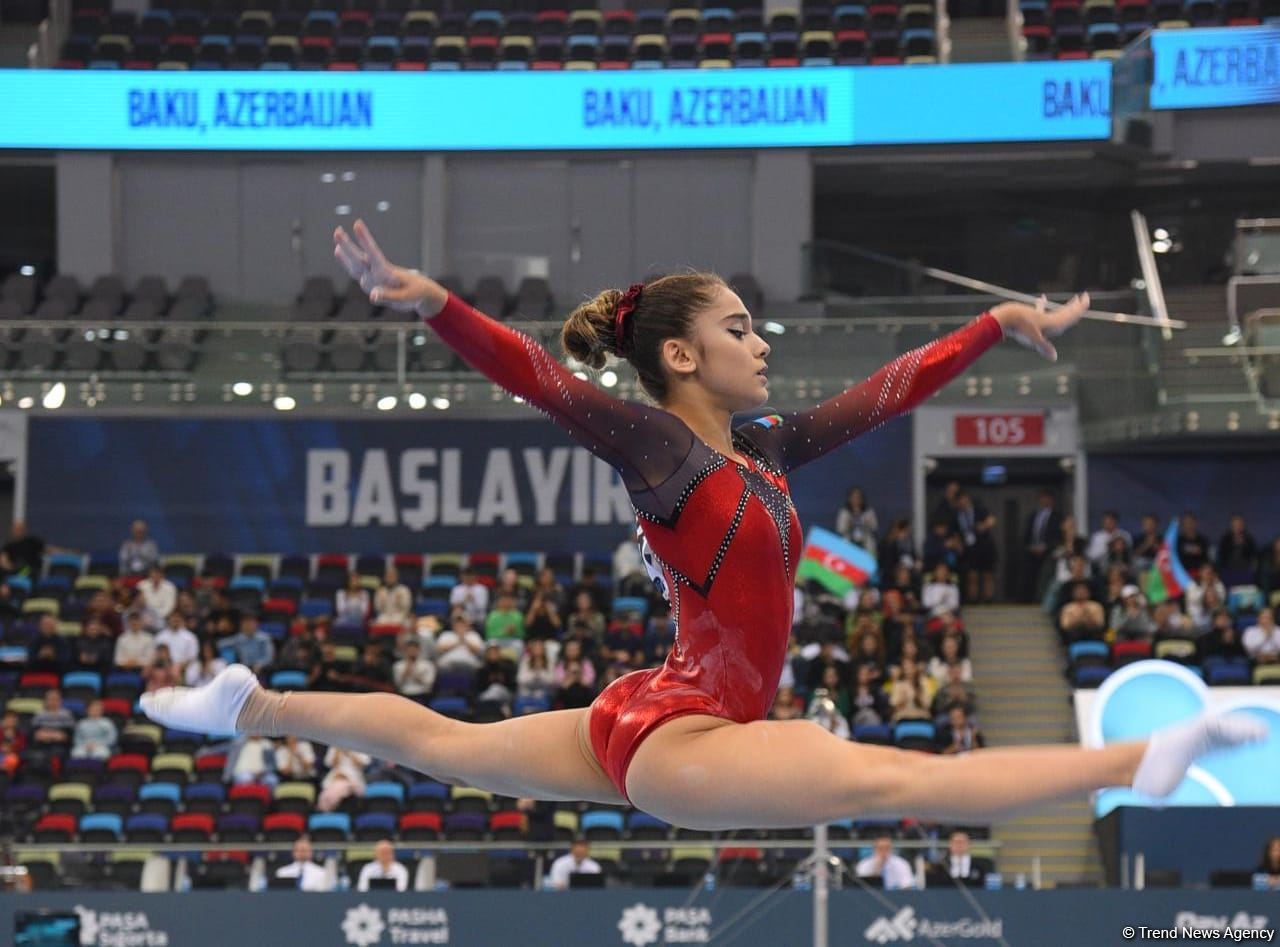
(428, 293), (1003, 801)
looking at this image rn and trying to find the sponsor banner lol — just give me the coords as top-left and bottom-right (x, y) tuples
(24, 416), (909, 554)
(1151, 26), (1280, 110)
(0, 890), (1275, 947)
(0, 62), (1109, 152)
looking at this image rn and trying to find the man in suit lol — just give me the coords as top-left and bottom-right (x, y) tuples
(928, 830), (994, 888)
(1022, 489), (1063, 602)
(274, 835), (330, 891)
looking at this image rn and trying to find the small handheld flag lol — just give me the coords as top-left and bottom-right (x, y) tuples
(1143, 518), (1192, 605)
(797, 526), (878, 595)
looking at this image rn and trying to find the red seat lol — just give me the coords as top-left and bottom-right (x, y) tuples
(19, 671), (61, 692)
(195, 753), (228, 774)
(171, 812), (215, 838)
(400, 812), (442, 832)
(101, 698), (133, 721)
(263, 812), (306, 838)
(229, 783), (272, 807)
(262, 597), (297, 616)
(1112, 640), (1154, 665)
(369, 622), (404, 639)
(718, 847), (764, 862)
(489, 811), (527, 832)
(34, 813), (77, 840)
(107, 753), (149, 775)
(205, 849), (250, 864)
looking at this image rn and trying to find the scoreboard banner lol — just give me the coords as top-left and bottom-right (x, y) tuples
(1151, 25), (1280, 110)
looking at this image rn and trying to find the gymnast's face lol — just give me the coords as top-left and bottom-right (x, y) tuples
(665, 286), (770, 412)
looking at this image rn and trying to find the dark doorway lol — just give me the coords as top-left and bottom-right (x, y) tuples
(925, 456), (1074, 603)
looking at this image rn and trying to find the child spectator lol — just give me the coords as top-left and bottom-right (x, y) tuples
(517, 639), (556, 702)
(31, 689), (75, 748)
(71, 699), (118, 760)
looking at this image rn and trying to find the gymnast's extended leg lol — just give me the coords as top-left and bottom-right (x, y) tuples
(622, 712), (1265, 831)
(142, 667), (624, 804)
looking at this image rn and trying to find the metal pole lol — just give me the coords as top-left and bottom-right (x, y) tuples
(814, 824), (829, 947)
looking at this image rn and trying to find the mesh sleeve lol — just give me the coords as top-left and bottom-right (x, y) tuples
(738, 313), (1004, 473)
(426, 293), (694, 493)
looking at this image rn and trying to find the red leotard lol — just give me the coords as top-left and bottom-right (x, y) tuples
(428, 293), (1003, 801)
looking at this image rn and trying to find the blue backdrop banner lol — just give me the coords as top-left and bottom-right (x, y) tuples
(1151, 25), (1280, 110)
(25, 416), (910, 556)
(0, 62), (1111, 151)
(2, 889), (1276, 947)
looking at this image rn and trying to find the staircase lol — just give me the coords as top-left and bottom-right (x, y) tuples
(966, 605), (1103, 888)
(946, 17), (1015, 62)
(1159, 286), (1253, 406)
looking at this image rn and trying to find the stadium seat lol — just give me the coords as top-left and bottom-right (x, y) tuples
(399, 811), (443, 840)
(150, 752), (194, 782)
(450, 786), (493, 815)
(138, 782), (182, 816)
(408, 781), (449, 812)
(1073, 665), (1111, 687)
(125, 812), (169, 842)
(893, 720), (937, 750)
(1112, 640), (1153, 665)
(363, 781), (406, 813)
(308, 812), (352, 841)
(443, 812), (487, 840)
(228, 782), (272, 816)
(216, 813), (260, 842)
(354, 812), (398, 840)
(80, 812), (124, 842)
(273, 781), (317, 813)
(48, 782), (93, 816)
(34, 813), (78, 842)
(184, 782), (226, 814)
(581, 809), (624, 841)
(264, 812), (307, 841)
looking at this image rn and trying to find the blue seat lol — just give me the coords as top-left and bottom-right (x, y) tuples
(1068, 641), (1110, 664)
(105, 670), (143, 696)
(184, 783), (226, 804)
(626, 811), (668, 833)
(1228, 587), (1262, 615)
(853, 724), (892, 744)
(139, 782), (182, 805)
(580, 810), (624, 835)
(415, 599), (449, 617)
(125, 813), (169, 838)
(307, 812), (351, 838)
(6, 575), (31, 595)
(409, 782), (449, 804)
(503, 552), (541, 573)
(424, 575), (456, 591)
(230, 575), (266, 593)
(298, 598), (333, 619)
(260, 621), (288, 642)
(62, 670), (103, 696)
(355, 812), (397, 838)
(1205, 659), (1251, 686)
(365, 781), (406, 805)
(513, 695), (549, 716)
(893, 720), (936, 745)
(80, 812), (123, 840)
(1073, 665), (1112, 688)
(269, 670), (308, 690)
(47, 553), (86, 576)
(611, 596), (649, 618)
(429, 696), (471, 718)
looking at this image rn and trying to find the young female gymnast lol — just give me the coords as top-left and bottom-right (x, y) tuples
(143, 220), (1264, 830)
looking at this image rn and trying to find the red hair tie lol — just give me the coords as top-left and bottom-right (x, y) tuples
(613, 283), (645, 355)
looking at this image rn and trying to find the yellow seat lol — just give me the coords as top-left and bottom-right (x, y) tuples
(150, 752), (194, 777)
(275, 781), (317, 805)
(74, 575), (111, 592)
(22, 598), (60, 617)
(49, 783), (93, 809)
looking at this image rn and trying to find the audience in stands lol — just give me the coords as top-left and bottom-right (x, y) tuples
(155, 610), (199, 674)
(228, 733), (277, 785)
(1, 521), (47, 579)
(1022, 489), (1064, 601)
(70, 698), (117, 760)
(836, 486), (879, 554)
(1244, 609), (1280, 665)
(939, 706), (986, 755)
(856, 835), (916, 890)
(1111, 586), (1156, 641)
(548, 838), (602, 891)
(218, 613), (274, 674)
(1058, 581), (1105, 644)
(118, 519), (159, 576)
(1176, 512), (1210, 575)
(335, 573), (371, 626)
(1218, 514), (1260, 587)
(373, 567), (413, 630)
(144, 644), (181, 692)
(274, 735), (317, 782)
(484, 592), (526, 649)
(435, 613), (486, 673)
(138, 565), (177, 629)
(30, 689), (74, 750)
(186, 639), (227, 686)
(929, 830), (993, 887)
(393, 638), (435, 701)
(1086, 511), (1131, 570)
(318, 746), (370, 812)
(275, 836), (330, 892)
(449, 568), (489, 626)
(113, 611), (155, 670)
(889, 659), (935, 723)
(517, 639), (556, 702)
(356, 840), (409, 892)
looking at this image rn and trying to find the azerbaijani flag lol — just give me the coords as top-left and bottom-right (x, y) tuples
(1143, 517), (1193, 605)
(797, 526), (879, 595)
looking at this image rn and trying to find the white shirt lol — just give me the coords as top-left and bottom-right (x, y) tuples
(856, 853), (915, 890)
(274, 740), (317, 780)
(1244, 624), (1280, 659)
(449, 582), (489, 626)
(949, 855), (972, 879)
(185, 658), (226, 686)
(434, 629), (484, 671)
(357, 860), (410, 892)
(275, 860), (330, 891)
(1086, 527), (1132, 565)
(393, 657), (436, 697)
(114, 629), (155, 667)
(548, 854), (602, 890)
(138, 578), (177, 622)
(155, 627), (199, 667)
(921, 581), (960, 617)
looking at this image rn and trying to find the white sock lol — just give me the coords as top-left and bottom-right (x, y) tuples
(1131, 711), (1268, 799)
(140, 664), (260, 736)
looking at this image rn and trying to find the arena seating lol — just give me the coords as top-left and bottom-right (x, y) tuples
(52, 1), (942, 71)
(1016, 0), (1278, 62)
(0, 272), (209, 374)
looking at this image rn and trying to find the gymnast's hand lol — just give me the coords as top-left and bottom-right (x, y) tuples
(990, 292), (1089, 362)
(333, 220), (449, 318)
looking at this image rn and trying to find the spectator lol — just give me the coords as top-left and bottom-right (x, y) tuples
(532, 567), (567, 614)
(850, 664), (890, 727)
(70, 699), (118, 760)
(555, 639), (596, 688)
(1186, 565), (1226, 632)
(1103, 534), (1133, 576)
(856, 835), (915, 890)
(1244, 608), (1280, 664)
(1023, 489), (1063, 602)
(137, 565), (177, 627)
(218, 613), (274, 674)
(517, 639), (556, 701)
(569, 565), (612, 614)
(566, 591), (606, 645)
(1176, 512), (1209, 575)
(27, 614), (70, 670)
(393, 639), (436, 700)
(484, 592), (526, 648)
(878, 518), (919, 578)
(804, 641), (850, 691)
(1152, 601), (1193, 640)
(556, 661), (595, 709)
(335, 573), (370, 626)
(1111, 586), (1156, 640)
(1257, 837), (1280, 890)
(228, 733), (277, 785)
(921, 562), (961, 618)
(614, 532), (649, 598)
(186, 640), (228, 687)
(474, 644), (517, 705)
(341, 643), (394, 693)
(805, 685), (851, 739)
(31, 689), (75, 748)
(155, 610), (199, 674)
(144, 644), (181, 692)
(1217, 514), (1260, 586)
(930, 830), (993, 888)
(922, 519), (963, 574)
(1, 710), (25, 777)
(770, 685), (804, 721)
(118, 519), (159, 576)
(811, 665), (852, 718)
(1132, 514), (1162, 574)
(1261, 539), (1280, 598)
(932, 480), (963, 536)
(956, 491), (997, 604)
(889, 658), (935, 723)
(1192, 585), (1225, 636)
(836, 486), (879, 553)
(274, 735), (318, 782)
(114, 611), (156, 670)
(1059, 582), (1105, 643)
(0, 580), (19, 620)
(1086, 511), (1131, 569)
(548, 838), (602, 891)
(928, 634), (972, 686)
(435, 613), (486, 673)
(940, 706), (985, 754)
(1049, 527), (1092, 608)
(356, 840), (410, 892)
(1201, 609), (1248, 662)
(524, 589), (564, 641)
(373, 566), (413, 629)
(75, 619), (115, 673)
(318, 746), (370, 812)
(1, 521), (47, 578)
(449, 568), (489, 626)
(932, 665), (977, 717)
(275, 836), (330, 892)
